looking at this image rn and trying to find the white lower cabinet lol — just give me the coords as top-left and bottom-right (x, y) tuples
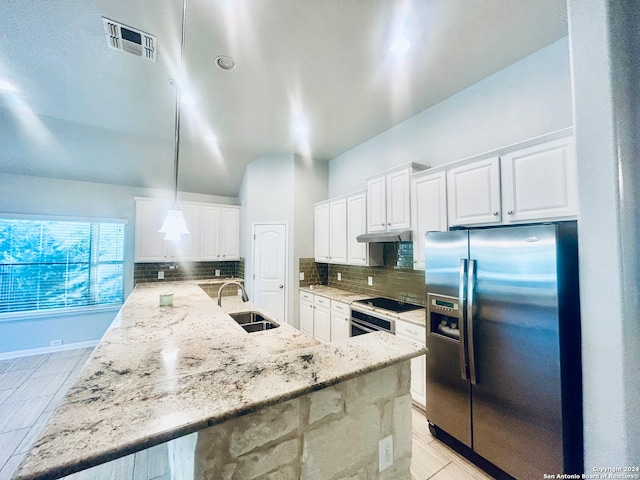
(299, 292), (351, 343)
(313, 295), (331, 343)
(330, 300), (350, 342)
(299, 291), (315, 336)
(395, 320), (426, 409)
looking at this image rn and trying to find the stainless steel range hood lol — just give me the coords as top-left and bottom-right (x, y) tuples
(356, 230), (412, 243)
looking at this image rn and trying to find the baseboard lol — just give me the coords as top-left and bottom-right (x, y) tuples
(0, 340), (99, 361)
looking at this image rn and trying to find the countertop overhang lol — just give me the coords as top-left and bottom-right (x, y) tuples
(14, 281), (425, 480)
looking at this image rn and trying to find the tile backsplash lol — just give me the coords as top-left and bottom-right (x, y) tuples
(299, 243), (426, 306)
(134, 260), (242, 285)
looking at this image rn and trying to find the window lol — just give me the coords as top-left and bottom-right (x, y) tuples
(0, 218), (125, 314)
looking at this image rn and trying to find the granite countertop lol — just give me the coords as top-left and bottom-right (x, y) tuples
(14, 281), (425, 480)
(299, 285), (427, 328)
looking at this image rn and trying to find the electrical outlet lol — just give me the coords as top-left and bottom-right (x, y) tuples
(299, 272), (305, 281)
(158, 271), (164, 280)
(215, 269), (221, 276)
(368, 276), (373, 286)
(50, 339), (63, 347)
(337, 272), (342, 281)
(378, 435), (393, 471)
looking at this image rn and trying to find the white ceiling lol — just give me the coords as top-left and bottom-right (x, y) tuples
(0, 0), (568, 197)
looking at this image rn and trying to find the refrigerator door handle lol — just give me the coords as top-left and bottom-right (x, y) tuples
(458, 259), (469, 381)
(467, 259), (478, 385)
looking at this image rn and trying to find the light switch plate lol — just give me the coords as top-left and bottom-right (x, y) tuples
(299, 272), (304, 281)
(368, 276), (373, 286)
(215, 269), (220, 276)
(337, 272), (342, 281)
(158, 271), (164, 280)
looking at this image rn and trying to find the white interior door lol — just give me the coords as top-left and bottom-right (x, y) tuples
(252, 223), (287, 322)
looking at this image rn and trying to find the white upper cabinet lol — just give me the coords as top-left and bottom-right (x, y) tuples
(134, 198), (168, 262)
(386, 168), (412, 230)
(446, 134), (578, 228)
(315, 191), (383, 266)
(366, 163), (427, 233)
(500, 136), (578, 223)
(447, 157), (501, 227)
(314, 202), (330, 262)
(346, 192), (368, 265)
(366, 176), (387, 232)
(201, 206), (240, 261)
(135, 197), (239, 262)
(329, 198), (347, 264)
(220, 207), (240, 259)
(411, 171), (447, 270)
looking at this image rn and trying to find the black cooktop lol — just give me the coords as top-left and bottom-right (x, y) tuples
(353, 297), (422, 313)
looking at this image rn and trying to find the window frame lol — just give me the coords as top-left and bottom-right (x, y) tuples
(0, 213), (128, 319)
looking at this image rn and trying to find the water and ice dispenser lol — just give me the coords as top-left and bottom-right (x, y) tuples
(427, 293), (461, 340)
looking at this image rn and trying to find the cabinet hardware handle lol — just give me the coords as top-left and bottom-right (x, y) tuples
(493, 211), (499, 216)
(387, 223), (391, 225)
(279, 284), (284, 289)
(507, 210), (513, 215)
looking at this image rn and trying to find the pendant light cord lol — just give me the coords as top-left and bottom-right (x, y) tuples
(172, 0), (188, 208)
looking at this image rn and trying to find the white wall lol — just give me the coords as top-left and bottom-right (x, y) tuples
(328, 36), (573, 197)
(240, 154), (327, 327)
(568, 0), (640, 468)
(0, 172), (237, 354)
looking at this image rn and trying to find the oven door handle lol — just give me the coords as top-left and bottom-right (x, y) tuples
(350, 318), (387, 333)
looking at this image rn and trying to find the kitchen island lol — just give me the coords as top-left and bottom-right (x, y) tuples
(13, 281), (425, 480)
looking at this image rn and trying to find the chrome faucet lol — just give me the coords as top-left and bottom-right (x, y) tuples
(217, 281), (249, 307)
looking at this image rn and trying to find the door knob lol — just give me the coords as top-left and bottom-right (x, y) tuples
(492, 211), (499, 216)
(507, 210), (514, 215)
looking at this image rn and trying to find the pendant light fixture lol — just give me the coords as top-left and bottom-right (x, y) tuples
(159, 0), (190, 241)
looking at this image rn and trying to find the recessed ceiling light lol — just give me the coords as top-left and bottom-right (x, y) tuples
(390, 33), (411, 57)
(215, 55), (236, 71)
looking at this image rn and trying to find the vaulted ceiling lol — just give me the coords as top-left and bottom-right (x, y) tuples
(0, 0), (568, 197)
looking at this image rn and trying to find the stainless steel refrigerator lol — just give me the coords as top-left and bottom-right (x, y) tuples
(424, 222), (583, 479)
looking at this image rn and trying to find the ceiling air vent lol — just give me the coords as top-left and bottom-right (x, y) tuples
(102, 17), (156, 62)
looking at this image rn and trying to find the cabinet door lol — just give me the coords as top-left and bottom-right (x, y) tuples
(313, 305), (331, 343)
(367, 176), (387, 232)
(386, 168), (411, 230)
(220, 207), (240, 260)
(501, 137), (578, 223)
(447, 157), (501, 227)
(314, 203), (330, 262)
(329, 198), (347, 264)
(396, 321), (426, 408)
(200, 206), (222, 260)
(135, 199), (167, 262)
(299, 300), (314, 336)
(347, 192), (368, 265)
(330, 301), (351, 342)
(411, 172), (447, 270)
(168, 203), (200, 261)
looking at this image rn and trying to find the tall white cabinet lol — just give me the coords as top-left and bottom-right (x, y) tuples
(411, 171), (447, 270)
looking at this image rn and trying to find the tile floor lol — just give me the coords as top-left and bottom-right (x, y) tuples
(0, 348), (493, 480)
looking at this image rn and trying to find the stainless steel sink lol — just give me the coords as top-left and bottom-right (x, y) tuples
(228, 311), (279, 332)
(241, 321), (279, 333)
